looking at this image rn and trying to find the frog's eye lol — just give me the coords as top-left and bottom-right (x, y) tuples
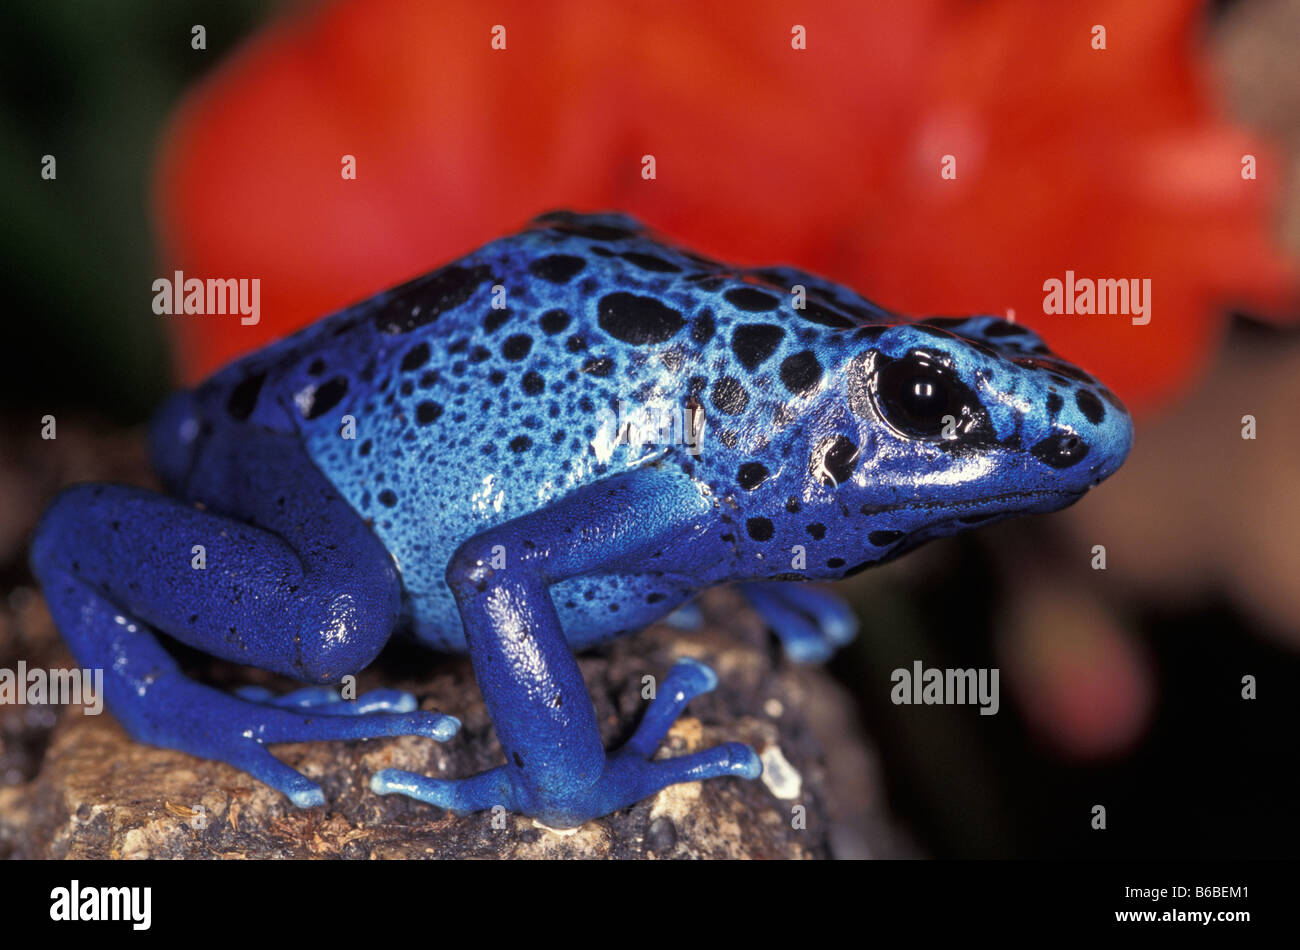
(874, 351), (978, 440)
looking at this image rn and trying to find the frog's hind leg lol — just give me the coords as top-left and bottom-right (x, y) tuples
(29, 428), (459, 807)
(369, 466), (761, 827)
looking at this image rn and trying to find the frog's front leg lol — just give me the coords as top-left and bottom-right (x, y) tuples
(735, 582), (858, 663)
(371, 466), (762, 827)
(29, 433), (459, 807)
(666, 583), (857, 663)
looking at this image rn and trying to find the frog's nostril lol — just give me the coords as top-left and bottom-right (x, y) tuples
(1029, 428), (1090, 470)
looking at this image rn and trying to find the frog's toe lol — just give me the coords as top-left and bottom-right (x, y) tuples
(371, 764), (517, 814)
(662, 600), (704, 630)
(559, 738), (760, 828)
(233, 684), (276, 703)
(347, 688), (420, 714)
(600, 659), (761, 811)
(626, 657), (717, 755)
(236, 684), (337, 707)
(738, 582), (858, 663)
(563, 658), (759, 825)
(608, 740), (762, 806)
(236, 684), (420, 714)
(255, 702), (460, 744)
(239, 745), (327, 808)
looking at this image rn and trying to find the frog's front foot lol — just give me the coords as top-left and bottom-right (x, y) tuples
(370, 658), (761, 827)
(737, 582), (858, 663)
(669, 583), (857, 662)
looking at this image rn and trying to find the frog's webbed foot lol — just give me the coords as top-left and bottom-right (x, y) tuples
(125, 671), (457, 807)
(147, 677), (459, 807)
(737, 582), (858, 663)
(229, 685), (453, 803)
(370, 658), (760, 827)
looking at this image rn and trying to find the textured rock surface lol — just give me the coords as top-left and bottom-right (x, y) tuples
(0, 417), (903, 859)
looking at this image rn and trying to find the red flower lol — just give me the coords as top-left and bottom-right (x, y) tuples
(156, 0), (1296, 412)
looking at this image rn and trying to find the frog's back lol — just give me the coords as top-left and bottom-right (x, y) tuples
(182, 212), (893, 650)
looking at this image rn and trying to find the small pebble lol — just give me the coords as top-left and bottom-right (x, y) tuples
(646, 815), (678, 855)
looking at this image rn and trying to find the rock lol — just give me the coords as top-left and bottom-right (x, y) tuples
(0, 417), (901, 859)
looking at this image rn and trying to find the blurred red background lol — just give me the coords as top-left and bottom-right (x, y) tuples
(155, 0), (1297, 414)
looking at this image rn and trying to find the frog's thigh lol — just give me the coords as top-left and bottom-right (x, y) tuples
(31, 478), (400, 684)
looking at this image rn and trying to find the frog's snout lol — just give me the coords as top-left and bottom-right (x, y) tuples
(1046, 382), (1133, 492)
(1093, 397), (1134, 483)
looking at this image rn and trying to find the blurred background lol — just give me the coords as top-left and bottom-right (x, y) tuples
(2, 0), (1298, 857)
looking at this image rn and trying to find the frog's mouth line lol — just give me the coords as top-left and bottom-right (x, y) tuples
(857, 488), (1087, 519)
(842, 488), (1087, 576)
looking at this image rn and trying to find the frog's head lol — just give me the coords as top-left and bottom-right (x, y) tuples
(787, 315), (1132, 575)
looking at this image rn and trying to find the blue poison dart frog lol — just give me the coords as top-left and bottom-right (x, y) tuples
(31, 211), (1132, 828)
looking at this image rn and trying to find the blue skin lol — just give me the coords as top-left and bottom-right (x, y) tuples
(30, 211), (1132, 828)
